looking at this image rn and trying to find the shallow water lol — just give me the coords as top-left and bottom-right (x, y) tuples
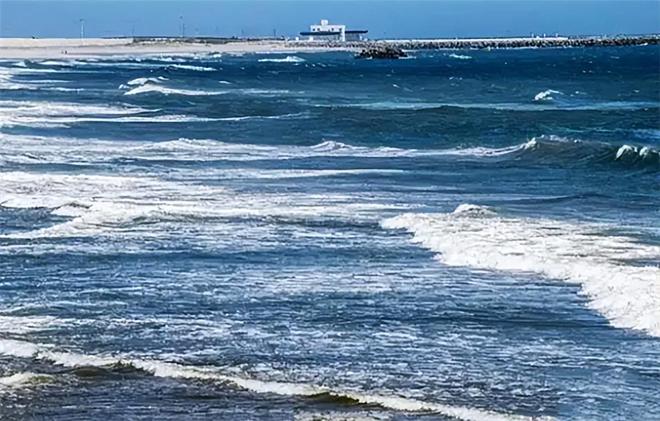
(0, 47), (659, 420)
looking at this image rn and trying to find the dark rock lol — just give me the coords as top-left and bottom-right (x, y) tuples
(356, 46), (407, 59)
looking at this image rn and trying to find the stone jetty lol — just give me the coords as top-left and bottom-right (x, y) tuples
(289, 34), (660, 51)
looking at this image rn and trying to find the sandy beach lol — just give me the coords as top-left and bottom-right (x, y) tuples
(0, 38), (349, 59)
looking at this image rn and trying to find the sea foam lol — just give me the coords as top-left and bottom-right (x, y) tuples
(0, 338), (550, 421)
(382, 205), (660, 337)
(0, 372), (52, 391)
(125, 76), (168, 86)
(533, 89), (562, 102)
(258, 56), (305, 63)
(168, 64), (215, 71)
(448, 53), (473, 60)
(123, 84), (228, 96)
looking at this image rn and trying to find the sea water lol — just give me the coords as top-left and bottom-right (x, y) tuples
(0, 47), (659, 420)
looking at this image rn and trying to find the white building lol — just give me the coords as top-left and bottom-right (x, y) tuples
(300, 19), (367, 42)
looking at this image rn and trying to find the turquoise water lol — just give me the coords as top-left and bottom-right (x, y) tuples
(0, 47), (659, 420)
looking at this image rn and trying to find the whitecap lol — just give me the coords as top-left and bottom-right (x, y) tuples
(0, 372), (52, 390)
(451, 203), (494, 215)
(448, 53), (472, 60)
(123, 83), (227, 96)
(168, 64), (215, 72)
(258, 56), (305, 63)
(533, 89), (562, 102)
(382, 205), (660, 337)
(125, 76), (168, 87)
(0, 338), (550, 421)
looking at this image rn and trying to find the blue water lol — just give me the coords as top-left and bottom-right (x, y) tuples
(0, 47), (659, 421)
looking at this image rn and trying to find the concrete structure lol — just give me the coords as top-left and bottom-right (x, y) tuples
(300, 19), (367, 42)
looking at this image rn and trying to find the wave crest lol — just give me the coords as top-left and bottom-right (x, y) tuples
(0, 372), (52, 390)
(0, 338), (549, 421)
(533, 89), (562, 102)
(168, 64), (215, 71)
(448, 53), (473, 60)
(382, 205), (660, 337)
(125, 76), (168, 86)
(123, 84), (227, 96)
(258, 56), (305, 63)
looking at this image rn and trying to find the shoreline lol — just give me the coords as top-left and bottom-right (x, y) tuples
(0, 35), (658, 59)
(0, 38), (355, 59)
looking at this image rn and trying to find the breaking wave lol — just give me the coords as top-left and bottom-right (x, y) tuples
(533, 89), (562, 102)
(0, 372), (52, 391)
(0, 100), (220, 127)
(307, 137), (660, 169)
(258, 56), (306, 63)
(507, 136), (660, 169)
(168, 64), (215, 71)
(381, 205), (660, 337)
(125, 76), (168, 86)
(0, 170), (401, 240)
(2, 133), (656, 169)
(123, 84), (228, 96)
(0, 338), (548, 421)
(448, 53), (473, 60)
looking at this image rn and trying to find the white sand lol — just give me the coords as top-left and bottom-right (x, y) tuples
(0, 38), (351, 59)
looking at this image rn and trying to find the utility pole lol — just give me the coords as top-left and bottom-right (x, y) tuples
(79, 18), (85, 39)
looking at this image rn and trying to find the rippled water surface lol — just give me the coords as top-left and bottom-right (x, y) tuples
(0, 47), (659, 420)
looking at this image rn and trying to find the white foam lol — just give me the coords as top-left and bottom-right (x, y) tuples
(382, 205), (660, 337)
(3, 115), (219, 126)
(125, 76), (168, 86)
(0, 100), (155, 116)
(339, 393), (548, 421)
(169, 64), (215, 71)
(39, 60), (76, 66)
(0, 100), (222, 127)
(0, 338), (548, 421)
(533, 89), (562, 102)
(258, 56), (305, 63)
(238, 88), (293, 95)
(123, 83), (227, 96)
(448, 53), (473, 60)
(0, 167), (410, 242)
(0, 315), (64, 334)
(0, 133), (533, 166)
(452, 203), (494, 215)
(0, 372), (52, 390)
(217, 112), (304, 122)
(614, 144), (659, 162)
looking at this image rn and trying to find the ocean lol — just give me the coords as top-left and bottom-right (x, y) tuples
(0, 46), (658, 420)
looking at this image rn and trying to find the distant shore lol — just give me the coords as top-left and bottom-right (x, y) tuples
(0, 38), (350, 59)
(0, 35), (657, 59)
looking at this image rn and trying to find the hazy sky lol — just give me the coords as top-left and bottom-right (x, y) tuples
(1, 0), (658, 39)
